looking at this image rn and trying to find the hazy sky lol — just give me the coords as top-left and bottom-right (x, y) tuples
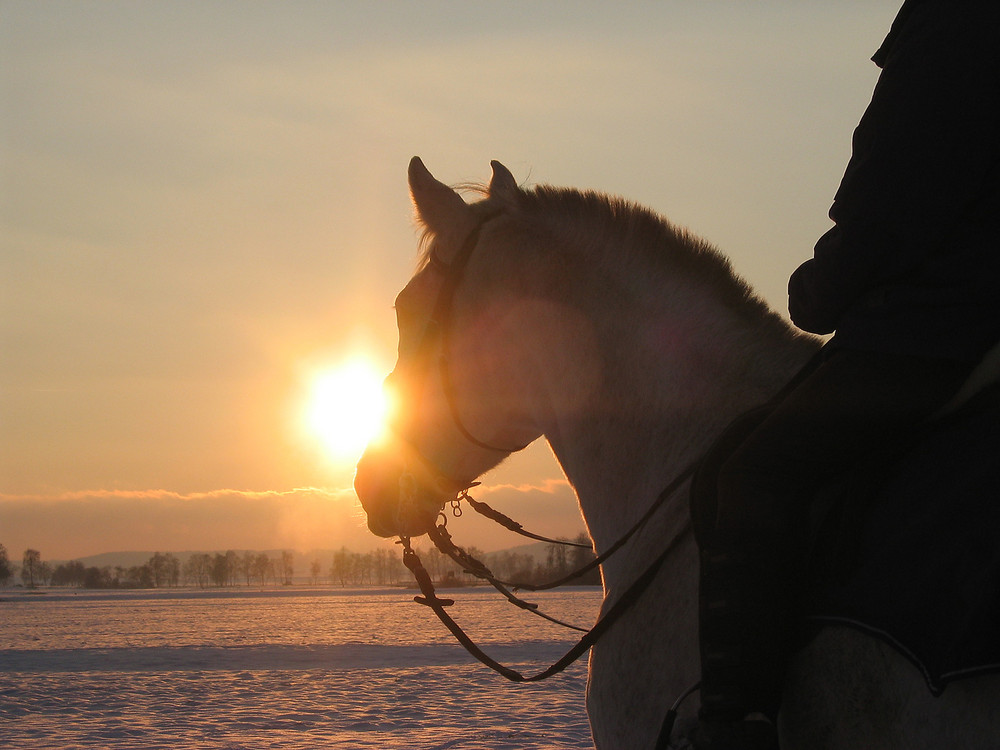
(1, 1), (901, 560)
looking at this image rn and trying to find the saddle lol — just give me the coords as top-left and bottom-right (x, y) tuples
(805, 379), (1000, 694)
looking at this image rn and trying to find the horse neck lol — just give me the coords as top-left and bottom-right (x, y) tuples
(525, 272), (818, 575)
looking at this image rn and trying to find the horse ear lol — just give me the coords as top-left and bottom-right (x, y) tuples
(408, 156), (470, 234)
(489, 160), (518, 199)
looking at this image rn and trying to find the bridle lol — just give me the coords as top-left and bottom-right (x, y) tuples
(417, 213), (531, 455)
(384, 212), (531, 529)
(389, 213), (702, 747)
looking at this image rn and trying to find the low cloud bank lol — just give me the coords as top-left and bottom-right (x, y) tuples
(0, 479), (583, 560)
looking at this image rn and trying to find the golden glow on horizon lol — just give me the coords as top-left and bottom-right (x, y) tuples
(304, 357), (389, 462)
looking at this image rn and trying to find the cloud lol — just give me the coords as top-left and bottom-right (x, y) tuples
(0, 479), (584, 561)
(0, 487), (349, 503)
(0, 487), (370, 560)
(479, 477), (571, 497)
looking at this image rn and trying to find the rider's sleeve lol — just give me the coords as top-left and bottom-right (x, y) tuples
(788, 0), (1000, 336)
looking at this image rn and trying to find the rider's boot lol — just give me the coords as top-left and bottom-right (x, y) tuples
(692, 547), (783, 750)
(690, 710), (779, 750)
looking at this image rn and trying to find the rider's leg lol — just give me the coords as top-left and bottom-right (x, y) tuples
(691, 347), (971, 747)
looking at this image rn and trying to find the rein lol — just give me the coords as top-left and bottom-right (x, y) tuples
(397, 458), (698, 682)
(456, 486), (592, 551)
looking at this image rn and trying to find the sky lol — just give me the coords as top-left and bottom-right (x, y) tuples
(1, 1), (901, 561)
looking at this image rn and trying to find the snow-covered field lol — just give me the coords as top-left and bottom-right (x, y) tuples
(1, 586), (602, 749)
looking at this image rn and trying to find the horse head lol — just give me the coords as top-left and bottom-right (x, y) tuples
(354, 158), (542, 539)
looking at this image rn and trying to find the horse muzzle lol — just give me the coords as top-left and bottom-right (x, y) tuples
(355, 445), (447, 539)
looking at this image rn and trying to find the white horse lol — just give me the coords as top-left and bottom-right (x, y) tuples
(354, 158), (1000, 749)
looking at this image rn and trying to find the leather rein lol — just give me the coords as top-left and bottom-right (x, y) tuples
(399, 468), (696, 682)
(393, 213), (698, 683)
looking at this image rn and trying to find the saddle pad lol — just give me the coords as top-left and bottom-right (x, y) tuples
(805, 387), (1000, 695)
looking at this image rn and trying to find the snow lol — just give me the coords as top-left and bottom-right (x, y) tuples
(0, 587), (602, 749)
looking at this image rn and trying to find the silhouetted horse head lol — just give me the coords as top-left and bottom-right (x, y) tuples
(355, 158), (539, 539)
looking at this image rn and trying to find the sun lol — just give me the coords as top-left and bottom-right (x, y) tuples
(304, 358), (389, 461)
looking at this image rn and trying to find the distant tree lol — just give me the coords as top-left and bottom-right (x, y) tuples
(146, 552), (181, 587)
(251, 552), (270, 586)
(545, 541), (570, 579)
(51, 561), (87, 587)
(209, 553), (229, 586)
(21, 549), (42, 588)
(0, 544), (13, 586)
(183, 553), (212, 588)
(330, 547), (351, 586)
(309, 559), (321, 585)
(37, 561), (53, 586)
(487, 550), (536, 583)
(123, 563), (153, 588)
(370, 548), (401, 585)
(224, 550), (239, 586)
(240, 551), (255, 586)
(351, 551), (370, 584)
(280, 550), (294, 585)
(83, 566), (113, 589)
(166, 553), (180, 586)
(149, 552), (167, 587)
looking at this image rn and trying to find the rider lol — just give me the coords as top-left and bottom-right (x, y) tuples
(689, 1), (1000, 748)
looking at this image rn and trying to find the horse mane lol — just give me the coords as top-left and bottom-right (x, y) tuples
(418, 182), (778, 325)
(524, 185), (780, 323)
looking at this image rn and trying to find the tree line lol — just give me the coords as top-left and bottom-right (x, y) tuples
(0, 534), (600, 590)
(0, 545), (297, 589)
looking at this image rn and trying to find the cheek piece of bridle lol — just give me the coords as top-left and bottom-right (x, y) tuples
(391, 214), (701, 748)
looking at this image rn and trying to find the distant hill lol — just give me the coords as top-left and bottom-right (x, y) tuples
(69, 551), (159, 569)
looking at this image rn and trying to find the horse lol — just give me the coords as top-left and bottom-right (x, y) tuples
(354, 158), (1000, 749)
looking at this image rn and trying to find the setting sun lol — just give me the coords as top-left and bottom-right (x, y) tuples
(304, 358), (389, 461)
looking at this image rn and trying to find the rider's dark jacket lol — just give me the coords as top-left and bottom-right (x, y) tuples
(788, 0), (1000, 364)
